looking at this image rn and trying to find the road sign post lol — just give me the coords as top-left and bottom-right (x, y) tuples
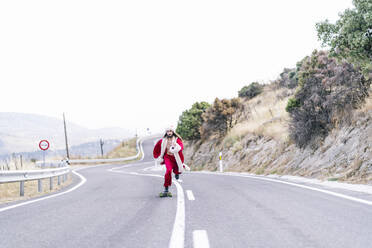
(39, 140), (50, 168)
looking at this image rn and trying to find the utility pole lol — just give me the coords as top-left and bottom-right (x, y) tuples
(99, 139), (104, 157)
(63, 113), (70, 160)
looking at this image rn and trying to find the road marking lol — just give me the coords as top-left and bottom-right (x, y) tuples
(194, 171), (372, 207)
(169, 180), (185, 248)
(110, 164), (186, 248)
(109, 169), (162, 178)
(193, 230), (210, 248)
(108, 161), (154, 172)
(186, 190), (195, 201)
(0, 137), (151, 214)
(0, 170), (86, 213)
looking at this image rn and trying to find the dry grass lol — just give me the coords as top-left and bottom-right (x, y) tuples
(358, 94), (372, 113)
(106, 137), (137, 158)
(0, 174), (73, 204)
(227, 86), (292, 142)
(0, 161), (38, 171)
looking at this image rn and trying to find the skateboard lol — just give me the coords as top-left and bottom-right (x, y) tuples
(159, 191), (172, 197)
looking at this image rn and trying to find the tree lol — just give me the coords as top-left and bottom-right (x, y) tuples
(176, 102), (210, 140)
(316, 0), (372, 76)
(200, 98), (241, 139)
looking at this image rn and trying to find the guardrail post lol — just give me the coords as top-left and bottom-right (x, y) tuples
(38, 179), (42, 192)
(50, 177), (53, 190)
(20, 181), (24, 196)
(58, 176), (61, 185)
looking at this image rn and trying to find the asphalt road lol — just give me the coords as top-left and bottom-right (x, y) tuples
(0, 137), (372, 248)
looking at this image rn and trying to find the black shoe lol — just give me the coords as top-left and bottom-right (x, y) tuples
(175, 174), (179, 180)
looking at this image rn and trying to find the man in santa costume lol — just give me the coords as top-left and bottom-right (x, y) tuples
(153, 126), (185, 196)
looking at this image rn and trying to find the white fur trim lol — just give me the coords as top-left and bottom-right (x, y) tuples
(159, 137), (183, 173)
(183, 164), (191, 171)
(173, 143), (181, 153)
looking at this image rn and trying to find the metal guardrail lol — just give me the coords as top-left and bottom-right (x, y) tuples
(0, 164), (70, 197)
(0, 166), (69, 183)
(0, 137), (148, 197)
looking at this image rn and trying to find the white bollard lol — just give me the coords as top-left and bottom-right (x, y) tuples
(219, 152), (223, 173)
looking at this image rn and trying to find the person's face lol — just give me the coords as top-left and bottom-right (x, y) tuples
(166, 130), (174, 137)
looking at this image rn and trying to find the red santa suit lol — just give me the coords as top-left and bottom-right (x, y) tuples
(153, 136), (184, 187)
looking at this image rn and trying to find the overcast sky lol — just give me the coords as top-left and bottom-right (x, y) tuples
(0, 0), (353, 134)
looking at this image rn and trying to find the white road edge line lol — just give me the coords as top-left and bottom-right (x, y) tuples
(169, 180), (185, 248)
(193, 230), (210, 248)
(195, 171), (372, 207)
(0, 170), (86, 213)
(0, 137), (149, 214)
(186, 190), (195, 201)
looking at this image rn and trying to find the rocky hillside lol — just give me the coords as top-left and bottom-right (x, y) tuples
(180, 1), (372, 185)
(183, 86), (372, 184)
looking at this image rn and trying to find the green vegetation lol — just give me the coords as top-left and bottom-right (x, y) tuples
(316, 0), (372, 76)
(176, 102), (210, 140)
(238, 82), (264, 99)
(177, 0), (372, 150)
(285, 98), (300, 113)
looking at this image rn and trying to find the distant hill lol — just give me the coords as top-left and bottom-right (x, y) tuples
(1, 139), (124, 161)
(0, 112), (134, 156)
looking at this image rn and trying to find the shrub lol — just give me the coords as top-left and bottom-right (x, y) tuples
(285, 98), (300, 113)
(277, 68), (298, 89)
(200, 98), (241, 139)
(176, 102), (210, 140)
(238, 82), (264, 99)
(288, 50), (371, 147)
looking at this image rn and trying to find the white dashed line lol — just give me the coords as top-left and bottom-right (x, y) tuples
(186, 190), (195, 201)
(193, 230), (210, 248)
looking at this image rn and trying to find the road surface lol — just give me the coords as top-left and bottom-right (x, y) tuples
(1, 137), (372, 248)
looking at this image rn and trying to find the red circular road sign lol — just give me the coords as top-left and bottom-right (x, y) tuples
(39, 140), (50, 151)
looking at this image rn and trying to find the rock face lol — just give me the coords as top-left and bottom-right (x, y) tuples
(183, 110), (372, 184)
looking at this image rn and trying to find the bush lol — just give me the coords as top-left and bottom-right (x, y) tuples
(288, 50), (371, 147)
(176, 102), (210, 140)
(277, 68), (298, 89)
(200, 98), (241, 139)
(238, 82), (263, 99)
(316, 0), (372, 76)
(285, 98), (300, 113)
